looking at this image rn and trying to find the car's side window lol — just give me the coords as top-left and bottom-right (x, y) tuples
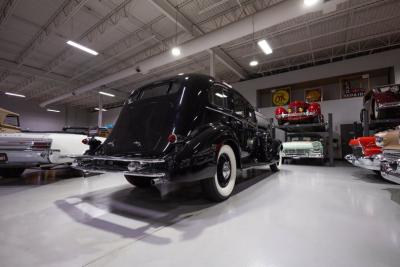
(232, 92), (247, 118)
(209, 85), (229, 109)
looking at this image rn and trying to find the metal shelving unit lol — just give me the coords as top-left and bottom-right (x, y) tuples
(274, 113), (334, 166)
(362, 109), (400, 136)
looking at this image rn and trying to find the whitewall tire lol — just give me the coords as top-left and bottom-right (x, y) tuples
(202, 145), (237, 201)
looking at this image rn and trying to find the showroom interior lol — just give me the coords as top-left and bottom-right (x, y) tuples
(0, 0), (400, 266)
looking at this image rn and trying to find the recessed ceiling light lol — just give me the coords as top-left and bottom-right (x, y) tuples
(5, 92), (25, 98)
(94, 108), (107, 111)
(66, 40), (98, 56)
(178, 73), (184, 75)
(249, 60), (259, 67)
(171, 47), (181, 56)
(99, 91), (115, 97)
(304, 0), (319, 7)
(257, 39), (273, 55)
(46, 109), (60, 113)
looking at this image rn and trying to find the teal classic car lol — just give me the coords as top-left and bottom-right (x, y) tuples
(281, 135), (324, 163)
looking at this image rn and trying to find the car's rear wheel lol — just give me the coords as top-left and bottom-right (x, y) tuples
(0, 168), (25, 178)
(124, 175), (152, 188)
(202, 145), (237, 202)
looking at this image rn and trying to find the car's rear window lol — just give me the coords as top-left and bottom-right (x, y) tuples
(129, 82), (181, 103)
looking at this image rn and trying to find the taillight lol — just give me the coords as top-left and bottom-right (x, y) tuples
(82, 138), (89, 145)
(167, 133), (177, 143)
(32, 141), (51, 150)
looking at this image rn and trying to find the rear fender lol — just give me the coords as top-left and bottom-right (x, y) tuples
(175, 123), (242, 169)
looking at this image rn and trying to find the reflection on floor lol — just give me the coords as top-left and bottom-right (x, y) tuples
(0, 163), (399, 267)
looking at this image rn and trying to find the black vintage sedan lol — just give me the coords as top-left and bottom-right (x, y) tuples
(74, 74), (281, 201)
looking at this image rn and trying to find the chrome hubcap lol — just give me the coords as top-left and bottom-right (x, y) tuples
(222, 161), (231, 180)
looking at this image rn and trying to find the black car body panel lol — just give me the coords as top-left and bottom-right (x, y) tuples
(73, 74), (280, 185)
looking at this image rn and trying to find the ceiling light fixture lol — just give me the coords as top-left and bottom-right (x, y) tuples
(66, 40), (98, 56)
(257, 39), (273, 55)
(94, 108), (107, 112)
(99, 91), (115, 97)
(46, 109), (60, 113)
(5, 92), (26, 98)
(171, 47), (181, 57)
(249, 60), (259, 67)
(178, 73), (184, 75)
(304, 0), (319, 7)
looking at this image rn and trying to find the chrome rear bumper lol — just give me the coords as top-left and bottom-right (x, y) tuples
(345, 154), (382, 171)
(72, 155), (167, 177)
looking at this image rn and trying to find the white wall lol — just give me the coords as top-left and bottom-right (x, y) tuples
(233, 49), (400, 107)
(395, 64), (400, 84)
(0, 96), (88, 131)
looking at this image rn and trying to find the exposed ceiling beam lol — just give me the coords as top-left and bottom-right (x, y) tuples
(148, 0), (248, 79)
(0, 58), (70, 83)
(40, 0), (347, 107)
(0, 0), (20, 28)
(15, 0), (90, 65)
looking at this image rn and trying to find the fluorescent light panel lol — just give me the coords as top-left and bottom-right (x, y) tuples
(94, 108), (107, 111)
(249, 60), (259, 67)
(171, 47), (181, 56)
(257, 39), (273, 55)
(47, 109), (60, 113)
(99, 91), (115, 97)
(5, 92), (25, 98)
(304, 0), (319, 7)
(66, 40), (98, 55)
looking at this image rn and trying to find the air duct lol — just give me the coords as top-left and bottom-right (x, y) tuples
(40, 0), (346, 107)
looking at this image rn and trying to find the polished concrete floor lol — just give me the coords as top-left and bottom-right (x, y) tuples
(0, 163), (400, 267)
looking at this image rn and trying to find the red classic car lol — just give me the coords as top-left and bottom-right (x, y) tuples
(345, 136), (382, 171)
(362, 84), (400, 120)
(275, 101), (323, 125)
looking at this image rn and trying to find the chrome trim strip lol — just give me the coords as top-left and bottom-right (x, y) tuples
(123, 171), (166, 178)
(74, 156), (165, 163)
(378, 101), (400, 109)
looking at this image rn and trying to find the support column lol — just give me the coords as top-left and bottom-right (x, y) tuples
(210, 50), (215, 77)
(395, 64), (400, 84)
(98, 95), (103, 128)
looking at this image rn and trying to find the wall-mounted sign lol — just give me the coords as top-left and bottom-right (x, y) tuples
(271, 87), (291, 106)
(340, 75), (368, 98)
(305, 87), (322, 102)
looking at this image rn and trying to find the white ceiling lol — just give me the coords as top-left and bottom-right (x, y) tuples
(0, 0), (399, 109)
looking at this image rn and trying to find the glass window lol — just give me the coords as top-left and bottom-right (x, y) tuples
(232, 92), (246, 117)
(140, 83), (170, 100)
(209, 85), (229, 109)
(128, 82), (181, 103)
(4, 115), (19, 127)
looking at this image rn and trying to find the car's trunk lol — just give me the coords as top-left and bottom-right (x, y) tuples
(99, 98), (178, 157)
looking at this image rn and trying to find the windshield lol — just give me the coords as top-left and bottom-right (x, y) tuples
(290, 136), (322, 142)
(4, 114), (19, 127)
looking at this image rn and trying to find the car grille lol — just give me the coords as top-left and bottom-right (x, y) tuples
(285, 149), (308, 156)
(352, 146), (363, 158)
(383, 150), (400, 163)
